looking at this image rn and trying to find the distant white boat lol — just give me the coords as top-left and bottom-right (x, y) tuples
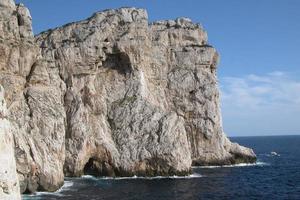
(271, 151), (280, 156)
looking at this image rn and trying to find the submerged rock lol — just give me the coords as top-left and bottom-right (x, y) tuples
(0, 0), (256, 194)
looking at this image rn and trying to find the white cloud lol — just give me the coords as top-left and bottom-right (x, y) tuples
(220, 71), (300, 136)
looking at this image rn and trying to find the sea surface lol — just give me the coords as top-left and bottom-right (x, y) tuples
(23, 135), (300, 200)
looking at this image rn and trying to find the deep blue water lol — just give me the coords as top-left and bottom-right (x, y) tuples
(23, 135), (300, 200)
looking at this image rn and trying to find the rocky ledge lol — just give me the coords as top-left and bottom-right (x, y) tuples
(0, 0), (256, 196)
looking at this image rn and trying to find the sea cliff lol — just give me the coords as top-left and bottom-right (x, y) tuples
(0, 0), (256, 196)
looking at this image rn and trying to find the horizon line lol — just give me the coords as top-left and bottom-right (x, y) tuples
(229, 134), (300, 138)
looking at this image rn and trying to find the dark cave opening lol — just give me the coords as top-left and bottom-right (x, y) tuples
(83, 158), (116, 177)
(84, 158), (101, 176)
(102, 52), (132, 75)
(17, 14), (25, 26)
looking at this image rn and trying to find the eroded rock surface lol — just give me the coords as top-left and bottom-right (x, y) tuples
(0, 85), (20, 200)
(0, 0), (65, 193)
(0, 0), (256, 194)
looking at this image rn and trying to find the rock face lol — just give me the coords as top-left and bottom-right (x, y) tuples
(0, 0), (256, 194)
(37, 8), (193, 178)
(0, 0), (65, 193)
(0, 85), (20, 200)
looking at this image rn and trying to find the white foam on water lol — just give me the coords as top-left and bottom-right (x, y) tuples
(81, 173), (202, 180)
(56, 180), (74, 192)
(192, 161), (269, 169)
(82, 175), (98, 180)
(26, 180), (74, 197)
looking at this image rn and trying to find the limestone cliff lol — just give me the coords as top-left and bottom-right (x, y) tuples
(0, 0), (256, 194)
(0, 0), (65, 193)
(0, 85), (20, 200)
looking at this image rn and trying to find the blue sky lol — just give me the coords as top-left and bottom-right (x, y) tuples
(15, 0), (300, 136)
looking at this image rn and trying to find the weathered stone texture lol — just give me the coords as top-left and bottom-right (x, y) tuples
(0, 1), (256, 194)
(0, 0), (65, 193)
(0, 85), (20, 200)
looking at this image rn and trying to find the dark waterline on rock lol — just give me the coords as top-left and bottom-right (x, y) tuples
(23, 135), (300, 200)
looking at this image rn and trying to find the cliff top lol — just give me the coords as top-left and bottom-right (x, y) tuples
(37, 7), (204, 36)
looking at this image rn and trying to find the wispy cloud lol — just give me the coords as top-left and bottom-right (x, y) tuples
(220, 71), (300, 136)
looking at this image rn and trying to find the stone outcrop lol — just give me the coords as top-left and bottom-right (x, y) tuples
(0, 0), (256, 194)
(0, 85), (20, 200)
(0, 0), (65, 193)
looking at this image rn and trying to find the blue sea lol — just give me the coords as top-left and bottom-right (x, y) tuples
(23, 135), (300, 200)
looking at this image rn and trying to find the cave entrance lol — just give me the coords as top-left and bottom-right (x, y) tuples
(83, 158), (115, 177)
(84, 158), (101, 176)
(102, 52), (132, 75)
